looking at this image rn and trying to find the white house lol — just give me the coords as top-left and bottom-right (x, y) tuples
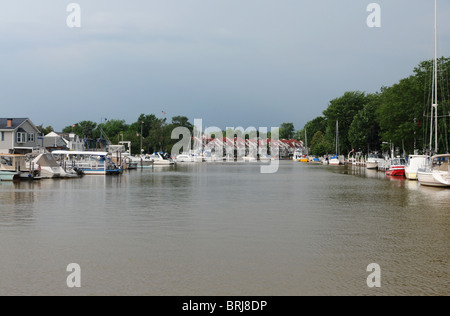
(0, 118), (42, 154)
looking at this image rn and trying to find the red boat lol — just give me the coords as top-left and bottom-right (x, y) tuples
(386, 158), (406, 177)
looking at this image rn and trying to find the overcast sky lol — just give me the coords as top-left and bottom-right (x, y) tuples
(1, 0), (449, 131)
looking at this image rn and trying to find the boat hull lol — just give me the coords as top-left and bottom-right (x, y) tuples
(366, 162), (378, 170)
(386, 168), (405, 177)
(0, 171), (20, 181)
(418, 171), (450, 187)
(405, 171), (418, 180)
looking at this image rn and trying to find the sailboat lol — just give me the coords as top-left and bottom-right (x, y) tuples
(418, 0), (450, 187)
(330, 121), (340, 165)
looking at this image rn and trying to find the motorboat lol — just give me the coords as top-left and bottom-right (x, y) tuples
(417, 154), (450, 187)
(366, 154), (384, 170)
(386, 158), (406, 177)
(405, 155), (429, 180)
(329, 155), (340, 166)
(31, 153), (72, 178)
(176, 153), (195, 163)
(144, 152), (175, 166)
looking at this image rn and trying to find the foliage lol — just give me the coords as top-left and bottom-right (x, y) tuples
(279, 123), (295, 140)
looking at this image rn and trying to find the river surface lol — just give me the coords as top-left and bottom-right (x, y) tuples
(0, 162), (448, 296)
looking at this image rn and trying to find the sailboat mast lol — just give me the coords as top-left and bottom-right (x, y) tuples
(434, 0), (438, 153)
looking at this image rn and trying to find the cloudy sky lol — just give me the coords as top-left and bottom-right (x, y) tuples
(1, 0), (449, 131)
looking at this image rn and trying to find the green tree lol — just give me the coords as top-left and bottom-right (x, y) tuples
(310, 131), (330, 156)
(63, 121), (98, 139)
(323, 91), (368, 154)
(280, 123), (295, 140)
(36, 125), (54, 135)
(348, 94), (381, 153)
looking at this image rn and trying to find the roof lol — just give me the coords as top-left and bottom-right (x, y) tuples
(0, 118), (28, 130)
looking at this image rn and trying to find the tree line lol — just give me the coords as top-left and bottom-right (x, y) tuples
(292, 58), (450, 157)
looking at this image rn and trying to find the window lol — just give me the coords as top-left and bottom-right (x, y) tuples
(1, 132), (4, 142)
(17, 132), (27, 144)
(28, 133), (35, 142)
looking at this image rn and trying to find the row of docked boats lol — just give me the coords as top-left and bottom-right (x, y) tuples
(0, 150), (176, 182)
(366, 154), (450, 188)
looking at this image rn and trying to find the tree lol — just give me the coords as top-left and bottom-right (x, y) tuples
(99, 119), (130, 143)
(63, 121), (98, 139)
(36, 125), (54, 135)
(171, 116), (193, 130)
(348, 94), (381, 153)
(310, 131), (330, 156)
(299, 116), (328, 144)
(323, 91), (368, 154)
(279, 123), (295, 140)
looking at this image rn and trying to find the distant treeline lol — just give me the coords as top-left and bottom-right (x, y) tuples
(295, 58), (450, 157)
(36, 58), (450, 157)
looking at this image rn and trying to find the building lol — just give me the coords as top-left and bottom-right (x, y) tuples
(43, 132), (85, 152)
(0, 118), (42, 154)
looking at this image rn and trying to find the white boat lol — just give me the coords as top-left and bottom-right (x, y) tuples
(292, 150), (303, 162)
(144, 152), (175, 166)
(366, 154), (384, 170)
(418, 155), (450, 187)
(52, 151), (123, 175)
(405, 155), (429, 180)
(176, 153), (195, 163)
(329, 156), (340, 166)
(31, 153), (72, 179)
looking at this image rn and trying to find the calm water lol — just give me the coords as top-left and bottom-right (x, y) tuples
(0, 162), (448, 296)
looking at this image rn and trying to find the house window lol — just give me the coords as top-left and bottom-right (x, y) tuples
(28, 133), (35, 142)
(1, 132), (4, 142)
(17, 132), (27, 144)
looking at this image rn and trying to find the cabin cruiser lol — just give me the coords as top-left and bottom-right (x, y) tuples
(366, 154), (384, 170)
(386, 158), (406, 177)
(31, 153), (73, 178)
(405, 155), (429, 180)
(417, 154), (450, 187)
(175, 153), (195, 163)
(144, 152), (175, 166)
(329, 155), (340, 166)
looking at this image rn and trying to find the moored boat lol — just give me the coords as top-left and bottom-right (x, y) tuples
(417, 154), (450, 187)
(405, 155), (429, 180)
(386, 158), (406, 177)
(366, 154), (384, 170)
(0, 154), (35, 180)
(52, 151), (123, 175)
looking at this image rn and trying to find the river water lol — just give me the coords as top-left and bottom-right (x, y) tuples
(0, 162), (448, 296)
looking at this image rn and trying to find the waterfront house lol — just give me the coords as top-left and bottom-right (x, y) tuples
(0, 118), (42, 154)
(44, 132), (85, 152)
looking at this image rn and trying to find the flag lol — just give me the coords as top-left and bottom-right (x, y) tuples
(72, 125), (75, 128)
(162, 111), (166, 115)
